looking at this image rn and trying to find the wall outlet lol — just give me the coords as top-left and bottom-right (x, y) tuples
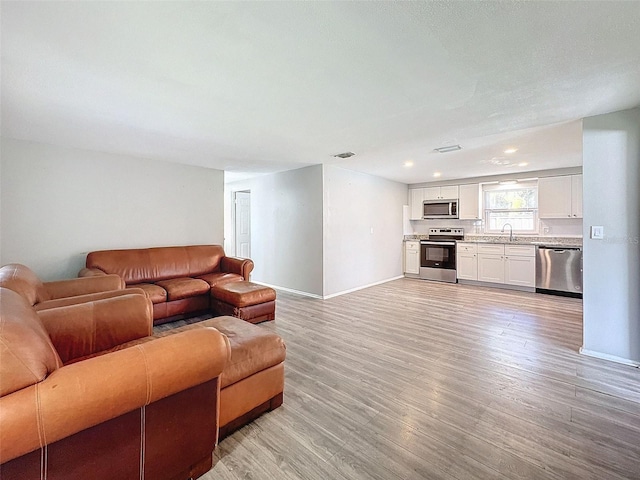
(590, 226), (604, 240)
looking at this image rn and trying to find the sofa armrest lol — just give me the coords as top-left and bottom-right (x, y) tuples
(38, 294), (154, 364)
(221, 256), (254, 280)
(34, 287), (147, 311)
(78, 267), (108, 277)
(0, 327), (230, 464)
(44, 274), (124, 299)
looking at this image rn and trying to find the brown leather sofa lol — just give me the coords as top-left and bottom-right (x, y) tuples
(79, 245), (254, 324)
(0, 263), (131, 311)
(0, 287), (230, 480)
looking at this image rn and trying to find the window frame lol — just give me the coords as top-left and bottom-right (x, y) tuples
(482, 182), (539, 235)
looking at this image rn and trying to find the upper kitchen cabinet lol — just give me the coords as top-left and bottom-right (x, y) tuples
(424, 185), (459, 201)
(409, 188), (425, 220)
(538, 174), (582, 219)
(571, 174), (583, 218)
(458, 183), (481, 220)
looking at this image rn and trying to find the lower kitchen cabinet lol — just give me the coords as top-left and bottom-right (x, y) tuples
(404, 241), (420, 275)
(456, 243), (478, 280)
(478, 253), (505, 283)
(504, 245), (536, 287)
(460, 243), (536, 289)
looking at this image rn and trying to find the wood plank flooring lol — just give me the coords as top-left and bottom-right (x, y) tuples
(185, 278), (640, 480)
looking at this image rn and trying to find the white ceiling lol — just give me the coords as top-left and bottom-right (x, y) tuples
(2, 1), (639, 184)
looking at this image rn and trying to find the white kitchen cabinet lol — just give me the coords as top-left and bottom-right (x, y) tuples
(478, 254), (505, 283)
(409, 189), (425, 220)
(504, 245), (536, 287)
(456, 242), (478, 281)
(538, 175), (582, 219)
(571, 174), (583, 218)
(471, 243), (535, 287)
(424, 185), (459, 200)
(458, 183), (480, 220)
(404, 241), (420, 275)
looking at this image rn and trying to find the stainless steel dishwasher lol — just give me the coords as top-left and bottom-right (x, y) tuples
(535, 246), (583, 297)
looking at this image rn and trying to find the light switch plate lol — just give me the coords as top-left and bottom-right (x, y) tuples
(590, 225), (604, 240)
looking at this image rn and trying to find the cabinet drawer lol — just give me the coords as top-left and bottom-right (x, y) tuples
(478, 244), (505, 255)
(457, 242), (478, 253)
(405, 241), (419, 251)
(505, 245), (535, 257)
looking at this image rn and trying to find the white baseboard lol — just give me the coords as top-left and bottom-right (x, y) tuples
(579, 347), (640, 368)
(251, 281), (324, 299)
(252, 275), (404, 300)
(322, 275), (404, 300)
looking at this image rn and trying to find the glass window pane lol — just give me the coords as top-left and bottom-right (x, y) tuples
(483, 184), (538, 234)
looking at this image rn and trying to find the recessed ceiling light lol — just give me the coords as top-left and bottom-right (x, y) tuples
(518, 162), (528, 167)
(333, 151), (355, 159)
(404, 160), (414, 167)
(434, 145), (462, 153)
(433, 172), (442, 178)
(504, 148), (518, 154)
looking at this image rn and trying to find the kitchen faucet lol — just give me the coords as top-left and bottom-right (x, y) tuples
(501, 223), (514, 242)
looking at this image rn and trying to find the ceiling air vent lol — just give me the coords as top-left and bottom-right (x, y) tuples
(333, 152), (355, 159)
(434, 145), (462, 153)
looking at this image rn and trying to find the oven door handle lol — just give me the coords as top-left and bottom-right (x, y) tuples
(420, 241), (457, 246)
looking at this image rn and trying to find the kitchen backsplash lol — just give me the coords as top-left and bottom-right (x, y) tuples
(409, 217), (583, 238)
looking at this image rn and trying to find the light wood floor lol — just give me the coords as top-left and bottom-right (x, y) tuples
(197, 278), (640, 480)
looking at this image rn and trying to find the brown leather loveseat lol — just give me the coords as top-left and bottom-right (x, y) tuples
(0, 287), (230, 480)
(79, 245), (254, 324)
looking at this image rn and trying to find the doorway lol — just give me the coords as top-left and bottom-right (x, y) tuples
(234, 191), (251, 258)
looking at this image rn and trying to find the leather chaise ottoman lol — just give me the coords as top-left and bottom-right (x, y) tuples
(211, 281), (276, 324)
(155, 315), (285, 439)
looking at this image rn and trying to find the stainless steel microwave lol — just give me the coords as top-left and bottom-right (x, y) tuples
(423, 200), (458, 219)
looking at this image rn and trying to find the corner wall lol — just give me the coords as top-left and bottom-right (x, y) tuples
(322, 165), (406, 297)
(582, 107), (640, 365)
(0, 138), (224, 280)
(225, 165), (324, 297)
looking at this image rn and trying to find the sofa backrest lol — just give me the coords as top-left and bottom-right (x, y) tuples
(85, 245), (226, 285)
(0, 288), (62, 397)
(0, 264), (50, 306)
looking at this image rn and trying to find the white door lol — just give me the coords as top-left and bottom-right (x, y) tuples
(234, 191), (251, 258)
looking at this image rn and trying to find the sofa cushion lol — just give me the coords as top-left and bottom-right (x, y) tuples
(0, 264), (50, 306)
(197, 272), (243, 287)
(134, 284), (167, 304)
(199, 316), (285, 388)
(0, 288), (62, 396)
(85, 245), (226, 284)
(155, 278), (210, 301)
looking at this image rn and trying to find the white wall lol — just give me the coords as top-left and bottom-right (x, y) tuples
(1, 138), (224, 280)
(582, 107), (640, 365)
(226, 165), (324, 297)
(323, 165), (406, 297)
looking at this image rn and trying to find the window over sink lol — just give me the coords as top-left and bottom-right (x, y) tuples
(483, 181), (538, 234)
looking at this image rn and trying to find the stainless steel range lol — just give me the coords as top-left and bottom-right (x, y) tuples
(419, 228), (464, 283)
